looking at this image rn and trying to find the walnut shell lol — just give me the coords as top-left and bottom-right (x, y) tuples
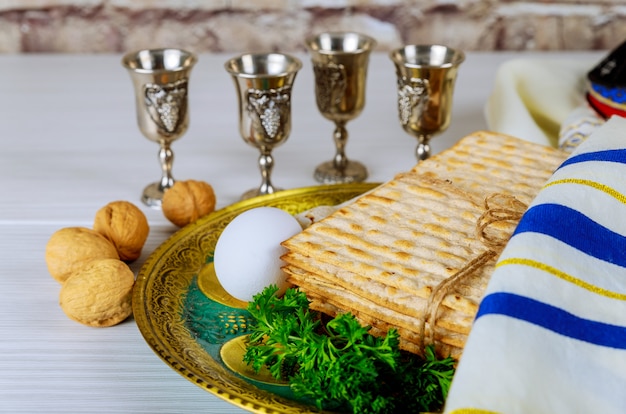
(93, 200), (149, 262)
(45, 227), (119, 283)
(59, 258), (134, 327)
(162, 179), (216, 227)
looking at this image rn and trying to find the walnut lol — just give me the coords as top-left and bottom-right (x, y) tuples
(162, 179), (216, 227)
(93, 200), (149, 262)
(59, 258), (134, 327)
(45, 227), (119, 283)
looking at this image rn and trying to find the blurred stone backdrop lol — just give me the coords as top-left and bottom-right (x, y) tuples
(1, 0), (624, 53)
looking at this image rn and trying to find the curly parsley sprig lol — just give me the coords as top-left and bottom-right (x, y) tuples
(243, 285), (456, 413)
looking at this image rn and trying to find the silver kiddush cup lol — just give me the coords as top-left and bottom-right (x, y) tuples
(225, 52), (302, 200)
(390, 45), (464, 162)
(122, 48), (197, 209)
(306, 32), (376, 184)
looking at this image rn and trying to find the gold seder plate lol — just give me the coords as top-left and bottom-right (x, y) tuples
(133, 182), (379, 413)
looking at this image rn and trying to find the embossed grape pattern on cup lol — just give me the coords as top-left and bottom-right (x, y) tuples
(390, 45), (464, 162)
(306, 32), (376, 184)
(122, 48), (197, 208)
(225, 52), (302, 200)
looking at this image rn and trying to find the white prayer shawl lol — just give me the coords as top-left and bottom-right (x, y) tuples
(485, 58), (599, 149)
(444, 116), (626, 414)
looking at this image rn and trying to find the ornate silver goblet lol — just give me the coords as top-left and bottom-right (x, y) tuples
(122, 48), (197, 208)
(225, 53), (302, 200)
(305, 32), (376, 184)
(390, 45), (464, 162)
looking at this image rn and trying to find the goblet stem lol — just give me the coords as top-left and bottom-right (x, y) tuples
(241, 149), (279, 200)
(258, 150), (275, 195)
(332, 121), (349, 171)
(158, 142), (175, 191)
(141, 142), (176, 208)
(416, 134), (431, 162)
(313, 119), (367, 184)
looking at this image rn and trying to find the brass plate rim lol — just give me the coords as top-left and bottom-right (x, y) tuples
(132, 182), (379, 413)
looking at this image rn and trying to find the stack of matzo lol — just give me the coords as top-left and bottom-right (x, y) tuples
(281, 131), (568, 359)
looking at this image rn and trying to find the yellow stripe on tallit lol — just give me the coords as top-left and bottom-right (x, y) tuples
(544, 178), (626, 205)
(497, 257), (626, 301)
(447, 408), (501, 414)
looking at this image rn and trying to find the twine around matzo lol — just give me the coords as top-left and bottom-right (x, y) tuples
(420, 193), (527, 353)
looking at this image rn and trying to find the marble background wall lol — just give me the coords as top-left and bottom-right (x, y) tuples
(1, 0), (624, 53)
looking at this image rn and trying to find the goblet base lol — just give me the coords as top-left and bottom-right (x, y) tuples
(314, 160), (368, 184)
(240, 186), (284, 201)
(141, 182), (166, 209)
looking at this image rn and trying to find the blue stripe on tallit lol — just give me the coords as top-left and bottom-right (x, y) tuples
(513, 203), (626, 267)
(476, 292), (626, 349)
(558, 149), (626, 170)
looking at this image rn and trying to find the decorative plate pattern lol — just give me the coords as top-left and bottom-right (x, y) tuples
(133, 183), (378, 413)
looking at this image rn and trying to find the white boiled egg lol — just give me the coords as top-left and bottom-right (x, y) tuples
(213, 206), (303, 302)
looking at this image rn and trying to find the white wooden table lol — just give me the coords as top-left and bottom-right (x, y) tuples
(0, 50), (601, 413)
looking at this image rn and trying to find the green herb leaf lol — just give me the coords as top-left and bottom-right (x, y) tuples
(244, 285), (456, 413)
